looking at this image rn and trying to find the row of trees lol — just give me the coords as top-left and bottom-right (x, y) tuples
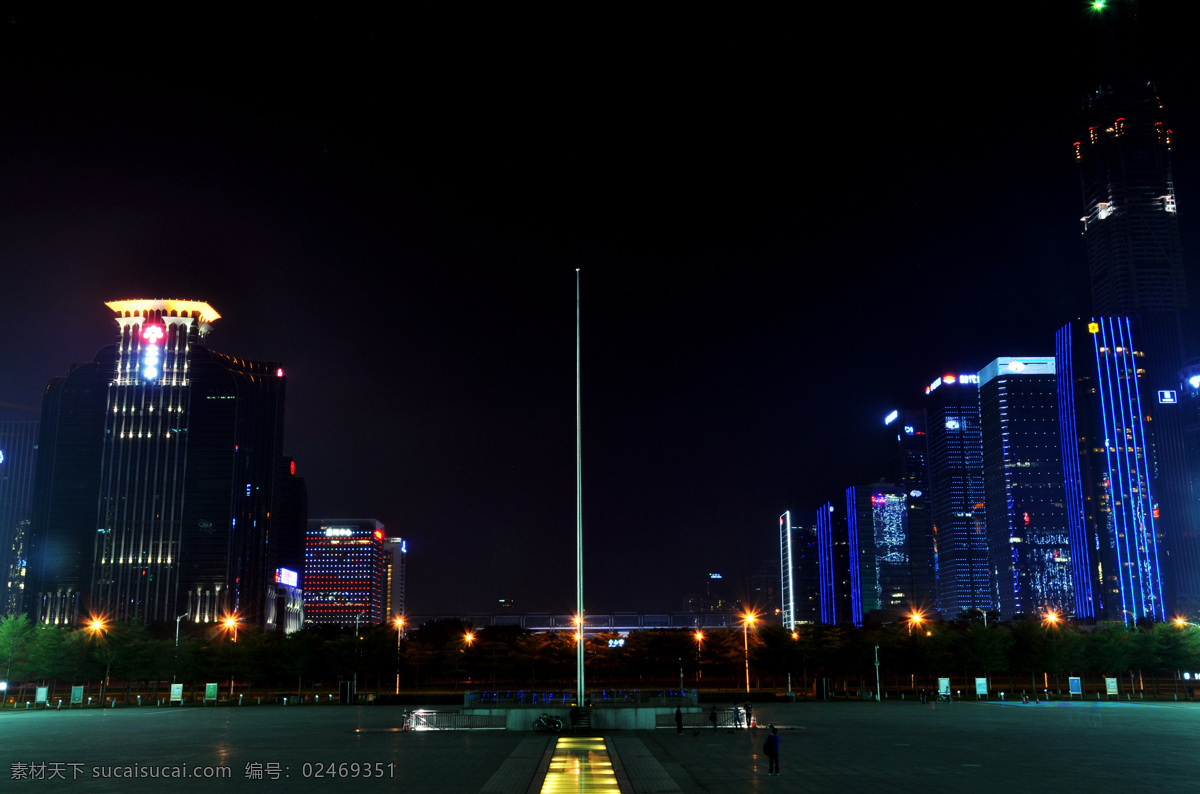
(2, 613), (1198, 703)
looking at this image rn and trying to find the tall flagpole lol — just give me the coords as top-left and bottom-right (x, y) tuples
(576, 267), (585, 706)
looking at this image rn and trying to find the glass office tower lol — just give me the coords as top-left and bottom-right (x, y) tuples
(978, 357), (1072, 620)
(1057, 318), (1166, 623)
(27, 300), (305, 629)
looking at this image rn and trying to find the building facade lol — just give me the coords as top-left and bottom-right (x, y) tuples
(978, 357), (1072, 620)
(1076, 12), (1198, 616)
(304, 519), (387, 626)
(26, 299), (305, 629)
(846, 482), (910, 626)
(1057, 318), (1166, 623)
(924, 373), (989, 618)
(0, 421), (38, 615)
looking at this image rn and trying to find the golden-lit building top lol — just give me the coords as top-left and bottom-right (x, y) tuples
(105, 299), (221, 323)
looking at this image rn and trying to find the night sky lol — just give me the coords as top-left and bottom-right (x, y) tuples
(2, 4), (1199, 617)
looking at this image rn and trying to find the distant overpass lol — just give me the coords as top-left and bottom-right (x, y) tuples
(404, 612), (733, 635)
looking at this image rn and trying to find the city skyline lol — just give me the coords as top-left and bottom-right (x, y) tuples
(2, 4), (1200, 616)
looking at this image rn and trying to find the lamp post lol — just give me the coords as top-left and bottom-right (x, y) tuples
(222, 613), (240, 698)
(694, 630), (703, 682)
(874, 645), (881, 702)
(907, 610), (924, 635)
(173, 612), (189, 683)
(394, 616), (405, 695)
(86, 618), (111, 706)
(742, 612), (757, 694)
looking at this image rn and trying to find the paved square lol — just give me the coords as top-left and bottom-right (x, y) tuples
(3, 699), (1196, 792)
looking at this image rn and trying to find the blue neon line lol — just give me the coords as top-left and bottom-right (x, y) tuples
(1094, 318), (1131, 624)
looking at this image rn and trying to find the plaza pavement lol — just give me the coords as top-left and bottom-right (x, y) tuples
(3, 698), (1197, 793)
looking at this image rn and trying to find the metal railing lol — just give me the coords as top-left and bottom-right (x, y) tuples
(403, 710), (507, 731)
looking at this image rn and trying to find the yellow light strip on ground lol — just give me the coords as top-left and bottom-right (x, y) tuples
(540, 736), (620, 793)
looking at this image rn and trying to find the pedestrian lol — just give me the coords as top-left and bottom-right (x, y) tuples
(709, 705), (718, 734)
(675, 706), (683, 734)
(762, 724), (781, 776)
(732, 704), (742, 728)
(745, 701), (755, 728)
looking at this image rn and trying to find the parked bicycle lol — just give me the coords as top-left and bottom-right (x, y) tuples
(533, 714), (564, 732)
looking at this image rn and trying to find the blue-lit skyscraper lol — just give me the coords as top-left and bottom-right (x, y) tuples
(924, 372), (990, 618)
(978, 357), (1072, 620)
(1057, 318), (1166, 623)
(846, 482), (909, 626)
(815, 502), (849, 626)
(1076, 4), (1197, 617)
(886, 409), (935, 614)
(780, 510), (819, 628)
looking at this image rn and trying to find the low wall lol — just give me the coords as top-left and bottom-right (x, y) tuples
(462, 706), (704, 731)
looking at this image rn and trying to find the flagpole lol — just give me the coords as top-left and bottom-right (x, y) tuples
(576, 267), (585, 706)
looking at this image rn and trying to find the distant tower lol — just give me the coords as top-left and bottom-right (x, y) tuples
(383, 536), (407, 619)
(886, 409), (935, 614)
(923, 372), (989, 617)
(27, 300), (305, 629)
(1076, 1), (1198, 616)
(304, 519), (387, 625)
(815, 501), (850, 625)
(0, 421), (38, 615)
(977, 357), (1072, 620)
(846, 482), (909, 625)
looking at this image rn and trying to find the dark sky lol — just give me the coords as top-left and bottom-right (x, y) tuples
(2, 3), (1198, 616)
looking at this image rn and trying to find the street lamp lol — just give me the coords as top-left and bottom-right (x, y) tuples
(173, 612), (189, 683)
(694, 630), (703, 682)
(85, 617), (111, 706)
(222, 613), (240, 642)
(907, 610), (925, 635)
(742, 612), (757, 694)
(1042, 609), (1061, 628)
(394, 616), (405, 695)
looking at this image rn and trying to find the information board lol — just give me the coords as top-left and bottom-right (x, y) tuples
(71, 686), (83, 705)
(1105, 677), (1118, 696)
(204, 683), (218, 701)
(1069, 676), (1082, 695)
(35, 686), (47, 704)
(170, 684), (184, 703)
(937, 677), (950, 695)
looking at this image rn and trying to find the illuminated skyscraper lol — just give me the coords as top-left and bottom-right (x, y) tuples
(382, 536), (407, 619)
(977, 357), (1072, 620)
(1076, 2), (1199, 616)
(0, 421), (38, 615)
(27, 300), (306, 629)
(1057, 318), (1165, 623)
(815, 501), (850, 625)
(779, 510), (820, 629)
(924, 372), (990, 617)
(304, 519), (387, 625)
(885, 409), (935, 613)
(846, 482), (909, 626)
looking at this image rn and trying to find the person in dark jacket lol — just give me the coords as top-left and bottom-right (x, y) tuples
(675, 706), (684, 734)
(763, 725), (781, 775)
(709, 705), (718, 734)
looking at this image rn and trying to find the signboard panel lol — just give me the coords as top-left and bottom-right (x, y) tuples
(35, 686), (48, 704)
(170, 684), (184, 703)
(975, 678), (988, 696)
(1105, 677), (1118, 696)
(1069, 676), (1082, 695)
(937, 677), (950, 695)
(71, 686), (83, 705)
(204, 683), (218, 702)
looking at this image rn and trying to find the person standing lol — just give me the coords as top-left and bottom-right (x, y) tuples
(732, 704), (742, 728)
(763, 725), (781, 775)
(709, 705), (718, 734)
(675, 706), (684, 734)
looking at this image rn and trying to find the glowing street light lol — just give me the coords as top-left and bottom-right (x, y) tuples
(463, 630), (475, 648)
(84, 616), (112, 705)
(742, 612), (758, 694)
(1042, 609), (1061, 628)
(694, 630), (704, 681)
(394, 616), (406, 695)
(222, 613), (240, 642)
(907, 610), (926, 635)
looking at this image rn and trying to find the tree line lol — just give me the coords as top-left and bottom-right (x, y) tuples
(1, 613), (1198, 704)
